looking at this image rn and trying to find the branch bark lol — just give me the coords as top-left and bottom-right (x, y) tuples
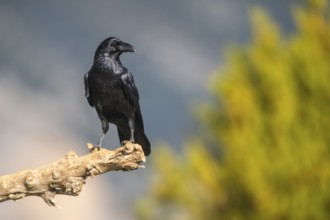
(0, 142), (146, 207)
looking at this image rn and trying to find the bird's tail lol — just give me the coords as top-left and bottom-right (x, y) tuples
(135, 130), (151, 156)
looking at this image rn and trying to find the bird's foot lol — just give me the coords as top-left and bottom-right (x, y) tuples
(90, 145), (101, 153)
(121, 140), (129, 146)
(121, 140), (134, 146)
(86, 143), (101, 153)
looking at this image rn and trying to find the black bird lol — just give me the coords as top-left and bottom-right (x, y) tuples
(84, 37), (151, 156)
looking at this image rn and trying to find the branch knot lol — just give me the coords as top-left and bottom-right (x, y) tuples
(25, 172), (39, 190)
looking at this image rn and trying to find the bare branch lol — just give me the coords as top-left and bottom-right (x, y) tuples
(0, 142), (146, 207)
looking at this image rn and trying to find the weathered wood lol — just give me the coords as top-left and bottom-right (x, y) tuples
(0, 142), (146, 207)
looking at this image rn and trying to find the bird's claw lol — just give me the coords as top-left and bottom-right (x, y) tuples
(90, 146), (101, 153)
(87, 143), (101, 153)
(121, 140), (130, 146)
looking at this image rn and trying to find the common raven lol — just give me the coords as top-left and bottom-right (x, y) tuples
(84, 37), (151, 156)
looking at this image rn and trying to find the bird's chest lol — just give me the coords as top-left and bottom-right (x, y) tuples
(95, 74), (121, 93)
(91, 73), (129, 113)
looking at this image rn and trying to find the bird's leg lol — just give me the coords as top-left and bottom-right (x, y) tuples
(90, 117), (109, 152)
(97, 133), (106, 147)
(99, 119), (109, 146)
(128, 118), (135, 143)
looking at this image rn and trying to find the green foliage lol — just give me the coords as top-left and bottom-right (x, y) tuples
(137, 1), (330, 219)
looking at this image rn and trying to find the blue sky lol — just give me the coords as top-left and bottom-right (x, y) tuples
(0, 0), (298, 219)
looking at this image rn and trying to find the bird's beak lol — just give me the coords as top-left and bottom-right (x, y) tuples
(118, 41), (136, 53)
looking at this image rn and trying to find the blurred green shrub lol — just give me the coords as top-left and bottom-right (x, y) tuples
(137, 1), (330, 219)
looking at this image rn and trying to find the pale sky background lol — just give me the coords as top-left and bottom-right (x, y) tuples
(0, 0), (298, 219)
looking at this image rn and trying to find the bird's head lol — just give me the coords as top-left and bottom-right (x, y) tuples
(94, 37), (135, 59)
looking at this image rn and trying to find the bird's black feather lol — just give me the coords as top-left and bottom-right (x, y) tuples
(84, 72), (94, 107)
(84, 37), (151, 156)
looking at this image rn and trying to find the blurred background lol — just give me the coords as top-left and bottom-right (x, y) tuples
(1, 0), (329, 219)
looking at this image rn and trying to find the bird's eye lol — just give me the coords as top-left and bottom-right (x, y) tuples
(112, 39), (122, 46)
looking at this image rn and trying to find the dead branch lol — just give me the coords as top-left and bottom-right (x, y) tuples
(0, 142), (146, 207)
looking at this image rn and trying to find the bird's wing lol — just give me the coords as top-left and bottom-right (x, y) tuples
(84, 72), (94, 107)
(121, 72), (144, 129)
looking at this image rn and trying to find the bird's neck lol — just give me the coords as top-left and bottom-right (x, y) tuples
(94, 52), (124, 74)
